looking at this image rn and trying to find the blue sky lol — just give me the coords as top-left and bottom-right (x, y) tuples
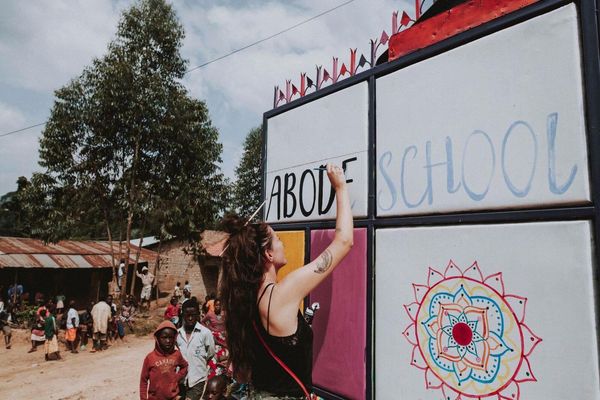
(0, 0), (408, 195)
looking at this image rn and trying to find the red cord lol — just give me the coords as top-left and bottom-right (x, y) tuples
(252, 321), (312, 400)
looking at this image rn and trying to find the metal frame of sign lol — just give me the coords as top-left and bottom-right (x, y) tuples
(261, 1), (600, 398)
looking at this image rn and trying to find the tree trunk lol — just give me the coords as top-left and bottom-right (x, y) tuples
(132, 215), (147, 299)
(127, 133), (141, 296)
(154, 239), (162, 306)
(104, 210), (117, 283)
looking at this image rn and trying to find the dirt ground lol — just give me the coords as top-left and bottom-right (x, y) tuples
(0, 328), (155, 399)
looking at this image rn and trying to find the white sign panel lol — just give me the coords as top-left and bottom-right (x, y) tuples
(265, 83), (369, 223)
(376, 5), (590, 216)
(376, 221), (599, 399)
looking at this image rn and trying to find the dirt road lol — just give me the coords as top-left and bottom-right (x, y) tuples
(0, 329), (154, 399)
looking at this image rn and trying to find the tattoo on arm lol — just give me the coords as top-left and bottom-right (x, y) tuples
(314, 250), (333, 274)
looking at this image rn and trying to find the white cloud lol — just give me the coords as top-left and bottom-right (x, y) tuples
(177, 0), (411, 178)
(0, 102), (41, 193)
(0, 0), (129, 92)
(0, 0), (414, 193)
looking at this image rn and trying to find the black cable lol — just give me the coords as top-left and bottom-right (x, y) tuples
(185, 0), (356, 73)
(0, 0), (356, 138)
(0, 122), (46, 138)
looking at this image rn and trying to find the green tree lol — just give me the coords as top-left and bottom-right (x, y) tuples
(0, 176), (30, 236)
(23, 0), (227, 284)
(233, 126), (263, 217)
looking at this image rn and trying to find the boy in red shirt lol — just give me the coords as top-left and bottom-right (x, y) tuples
(164, 297), (181, 326)
(140, 321), (188, 400)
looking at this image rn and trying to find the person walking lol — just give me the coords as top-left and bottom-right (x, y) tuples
(90, 297), (111, 352)
(140, 321), (188, 400)
(65, 300), (79, 353)
(42, 309), (61, 361)
(177, 298), (215, 400)
(136, 266), (155, 311)
(220, 164), (352, 399)
(118, 259), (126, 291)
(0, 305), (11, 349)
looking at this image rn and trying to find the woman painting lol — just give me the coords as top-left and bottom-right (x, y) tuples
(220, 164), (353, 399)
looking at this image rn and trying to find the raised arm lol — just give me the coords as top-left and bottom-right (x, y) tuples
(277, 163), (353, 304)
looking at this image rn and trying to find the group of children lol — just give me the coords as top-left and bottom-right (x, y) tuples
(141, 297), (235, 400)
(23, 294), (140, 361)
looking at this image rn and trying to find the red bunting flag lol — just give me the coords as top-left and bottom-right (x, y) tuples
(380, 30), (389, 46)
(279, 90), (285, 101)
(340, 63), (348, 76)
(323, 69), (331, 82)
(292, 84), (299, 96)
(400, 11), (412, 26)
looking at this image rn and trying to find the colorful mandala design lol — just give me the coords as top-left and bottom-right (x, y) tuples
(402, 261), (542, 399)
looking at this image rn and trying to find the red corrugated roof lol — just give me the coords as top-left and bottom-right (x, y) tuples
(0, 237), (157, 269)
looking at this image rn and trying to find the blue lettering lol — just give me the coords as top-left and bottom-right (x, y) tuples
(461, 130), (495, 201)
(377, 151), (397, 211)
(401, 146), (430, 208)
(502, 121), (537, 198)
(547, 113), (577, 194)
(445, 137), (461, 194)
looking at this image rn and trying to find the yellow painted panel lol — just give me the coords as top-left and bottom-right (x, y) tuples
(276, 230), (305, 281)
(276, 230), (305, 312)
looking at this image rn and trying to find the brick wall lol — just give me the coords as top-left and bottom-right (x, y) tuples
(153, 240), (220, 301)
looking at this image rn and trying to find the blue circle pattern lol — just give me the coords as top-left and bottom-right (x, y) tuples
(422, 285), (512, 385)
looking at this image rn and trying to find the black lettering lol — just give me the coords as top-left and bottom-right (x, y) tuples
(266, 176), (281, 220)
(299, 169), (316, 217)
(283, 173), (297, 218)
(341, 157), (357, 183)
(318, 165), (335, 215)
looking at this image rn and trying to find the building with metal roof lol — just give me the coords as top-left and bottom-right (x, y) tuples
(0, 237), (157, 305)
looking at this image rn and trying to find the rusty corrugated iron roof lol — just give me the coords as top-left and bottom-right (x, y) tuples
(0, 237), (157, 269)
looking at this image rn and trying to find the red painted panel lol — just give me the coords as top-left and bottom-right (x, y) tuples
(389, 0), (540, 61)
(310, 228), (367, 399)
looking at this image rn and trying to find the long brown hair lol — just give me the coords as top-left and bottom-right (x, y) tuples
(219, 214), (272, 374)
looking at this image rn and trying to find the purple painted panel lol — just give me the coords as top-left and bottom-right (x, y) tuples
(310, 228), (367, 399)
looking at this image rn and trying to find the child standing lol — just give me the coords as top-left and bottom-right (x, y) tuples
(140, 321), (188, 400)
(0, 306), (11, 349)
(173, 282), (182, 303)
(42, 309), (60, 361)
(164, 297), (181, 326)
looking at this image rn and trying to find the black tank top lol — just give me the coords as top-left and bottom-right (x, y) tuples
(252, 283), (313, 396)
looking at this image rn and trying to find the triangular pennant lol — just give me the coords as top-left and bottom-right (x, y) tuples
(401, 11), (412, 26)
(380, 30), (389, 46)
(291, 84), (299, 96)
(339, 63), (348, 76)
(279, 90), (285, 101)
(323, 69), (331, 82)
(358, 54), (368, 68)
(306, 76), (314, 88)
